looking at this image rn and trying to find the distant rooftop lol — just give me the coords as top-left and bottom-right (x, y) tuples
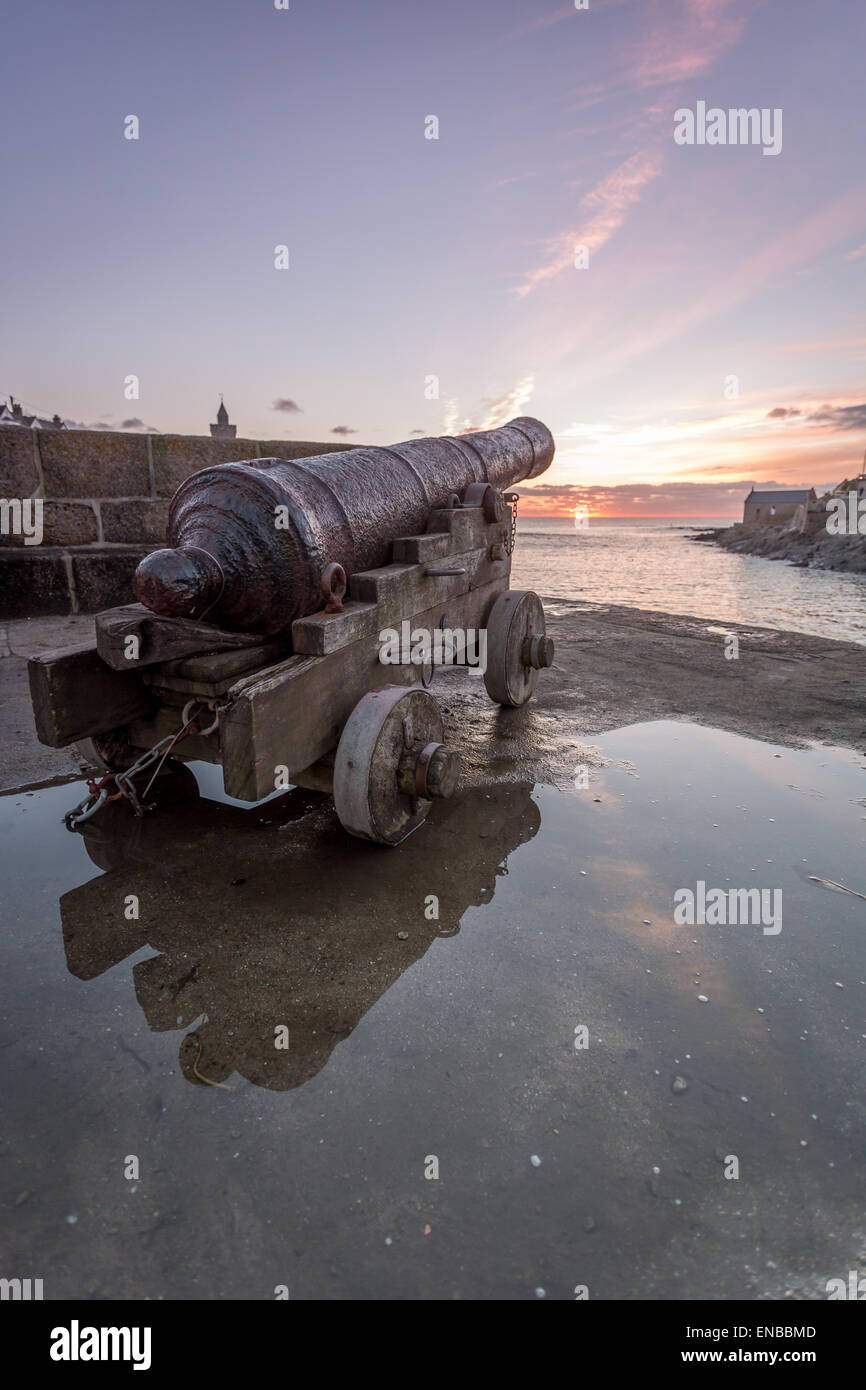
(746, 489), (812, 503)
(0, 397), (65, 430)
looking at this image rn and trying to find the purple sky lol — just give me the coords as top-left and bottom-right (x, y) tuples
(2, 0), (864, 514)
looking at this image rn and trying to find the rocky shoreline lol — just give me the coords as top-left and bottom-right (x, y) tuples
(692, 521), (866, 572)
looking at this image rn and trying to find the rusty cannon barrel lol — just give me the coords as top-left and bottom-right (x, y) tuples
(134, 416), (554, 635)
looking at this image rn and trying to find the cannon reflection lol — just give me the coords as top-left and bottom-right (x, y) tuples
(59, 770), (540, 1091)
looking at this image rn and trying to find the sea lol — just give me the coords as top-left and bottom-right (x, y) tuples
(510, 517), (866, 646)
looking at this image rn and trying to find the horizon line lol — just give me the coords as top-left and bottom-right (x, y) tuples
(519, 512), (740, 520)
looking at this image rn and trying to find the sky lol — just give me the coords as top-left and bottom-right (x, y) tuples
(1, 0), (864, 516)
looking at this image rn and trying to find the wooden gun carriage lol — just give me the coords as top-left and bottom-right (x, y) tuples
(29, 421), (555, 846)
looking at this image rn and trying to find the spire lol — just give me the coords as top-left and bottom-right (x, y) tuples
(210, 394), (237, 439)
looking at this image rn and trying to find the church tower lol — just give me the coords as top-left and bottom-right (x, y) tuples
(210, 396), (237, 439)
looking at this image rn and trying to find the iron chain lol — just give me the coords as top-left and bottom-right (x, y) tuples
(506, 492), (519, 556)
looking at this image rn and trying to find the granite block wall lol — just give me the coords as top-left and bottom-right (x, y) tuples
(0, 427), (353, 616)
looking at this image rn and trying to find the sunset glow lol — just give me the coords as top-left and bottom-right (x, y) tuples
(2, 0), (864, 517)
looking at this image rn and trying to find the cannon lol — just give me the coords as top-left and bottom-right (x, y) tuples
(134, 416), (554, 634)
(29, 418), (556, 845)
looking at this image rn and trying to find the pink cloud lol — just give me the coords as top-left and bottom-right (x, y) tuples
(567, 181), (866, 385)
(446, 377), (537, 435)
(560, 0), (752, 118)
(504, 2), (632, 41)
(515, 150), (662, 296)
(625, 0), (748, 90)
(781, 336), (866, 353)
(511, 2), (754, 297)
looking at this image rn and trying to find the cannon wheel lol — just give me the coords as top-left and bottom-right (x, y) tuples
(75, 728), (140, 773)
(333, 685), (458, 845)
(483, 590), (553, 708)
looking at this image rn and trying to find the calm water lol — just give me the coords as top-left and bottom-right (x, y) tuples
(1, 723), (864, 1299)
(511, 518), (866, 645)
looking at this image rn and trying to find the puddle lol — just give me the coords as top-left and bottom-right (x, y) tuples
(0, 721), (864, 1300)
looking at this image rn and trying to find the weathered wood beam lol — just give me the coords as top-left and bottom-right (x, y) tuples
(95, 603), (268, 670)
(141, 641), (285, 698)
(221, 577), (508, 802)
(290, 601), (380, 657)
(124, 707), (222, 765)
(392, 532), (451, 563)
(293, 519), (508, 657)
(28, 644), (153, 748)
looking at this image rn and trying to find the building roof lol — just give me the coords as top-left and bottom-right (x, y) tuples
(0, 408), (64, 429)
(0, 399), (66, 429)
(216, 399), (229, 425)
(747, 489), (812, 504)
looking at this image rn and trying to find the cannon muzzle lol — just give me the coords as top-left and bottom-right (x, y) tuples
(134, 416), (554, 635)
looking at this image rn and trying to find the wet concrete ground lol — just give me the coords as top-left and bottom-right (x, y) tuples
(4, 601), (866, 793)
(1, 720), (864, 1299)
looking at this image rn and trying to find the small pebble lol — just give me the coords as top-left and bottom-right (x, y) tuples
(530, 1154), (542, 1167)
